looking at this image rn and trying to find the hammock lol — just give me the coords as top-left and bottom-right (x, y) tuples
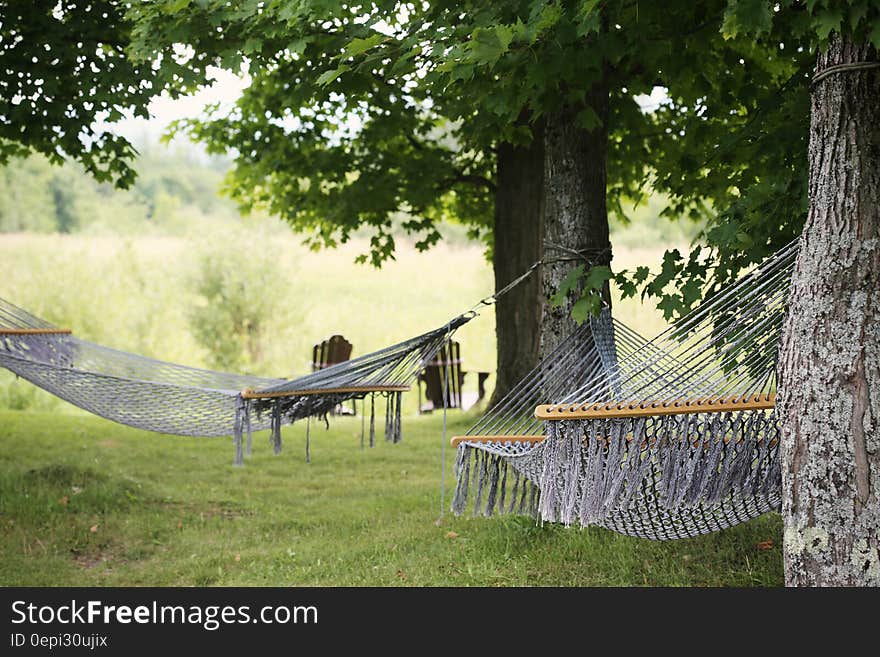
(452, 240), (797, 540)
(0, 296), (471, 464)
(447, 310), (672, 520)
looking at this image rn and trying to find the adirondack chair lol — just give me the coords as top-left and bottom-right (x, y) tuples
(312, 334), (355, 415)
(417, 340), (489, 413)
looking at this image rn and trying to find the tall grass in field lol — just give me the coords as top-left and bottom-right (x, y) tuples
(0, 215), (679, 415)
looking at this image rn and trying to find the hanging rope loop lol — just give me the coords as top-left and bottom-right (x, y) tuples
(543, 241), (612, 266)
(811, 61), (880, 87)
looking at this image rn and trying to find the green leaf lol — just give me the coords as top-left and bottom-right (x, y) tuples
(549, 264), (585, 307)
(316, 65), (350, 86)
(576, 0), (603, 37)
(583, 265), (613, 292)
(656, 295), (683, 320)
(680, 277), (703, 309)
(533, 3), (563, 35)
(812, 10), (843, 41)
(576, 106), (601, 131)
(721, 0), (774, 39)
(243, 38), (263, 55)
(163, 0), (191, 14)
(391, 46), (419, 74)
(646, 250), (682, 297)
(571, 296), (598, 324)
(849, 1), (868, 32)
(616, 279), (637, 298)
(287, 38), (309, 55)
(448, 63), (476, 82)
(343, 34), (385, 58)
(468, 25), (514, 66)
(871, 21), (880, 49)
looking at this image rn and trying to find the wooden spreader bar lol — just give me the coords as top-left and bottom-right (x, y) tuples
(453, 433), (777, 448)
(451, 435), (545, 447)
(535, 393), (776, 420)
(0, 328), (72, 335)
(241, 385), (410, 400)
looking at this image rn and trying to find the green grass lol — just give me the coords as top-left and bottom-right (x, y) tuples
(0, 409), (783, 586)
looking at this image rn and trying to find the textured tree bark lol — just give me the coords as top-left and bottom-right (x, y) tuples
(540, 88), (611, 359)
(778, 34), (880, 586)
(489, 124), (544, 407)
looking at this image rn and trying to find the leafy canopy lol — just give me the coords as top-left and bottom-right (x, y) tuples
(5, 1), (876, 316)
(0, 0), (198, 187)
(616, 0), (879, 319)
(128, 0), (807, 287)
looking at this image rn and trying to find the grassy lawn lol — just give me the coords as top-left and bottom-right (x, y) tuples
(0, 409), (783, 586)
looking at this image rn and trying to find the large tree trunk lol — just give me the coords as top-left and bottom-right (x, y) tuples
(540, 89), (611, 359)
(489, 123), (544, 407)
(778, 34), (880, 586)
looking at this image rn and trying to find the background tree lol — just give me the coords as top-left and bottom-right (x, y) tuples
(190, 243), (278, 372)
(128, 1), (810, 399)
(0, 148), (235, 233)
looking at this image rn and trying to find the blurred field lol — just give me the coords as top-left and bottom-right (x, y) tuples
(0, 226), (673, 414)
(0, 150), (688, 413)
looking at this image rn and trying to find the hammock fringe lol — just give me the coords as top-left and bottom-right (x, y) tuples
(369, 394), (376, 447)
(451, 442), (539, 520)
(244, 400), (253, 457)
(233, 393), (245, 467)
(451, 410), (782, 537)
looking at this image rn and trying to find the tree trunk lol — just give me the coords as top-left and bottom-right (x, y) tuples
(779, 34), (880, 586)
(540, 89), (611, 359)
(489, 124), (545, 407)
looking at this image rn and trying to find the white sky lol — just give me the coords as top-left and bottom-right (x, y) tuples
(635, 86), (669, 112)
(106, 68), (667, 147)
(106, 67), (249, 145)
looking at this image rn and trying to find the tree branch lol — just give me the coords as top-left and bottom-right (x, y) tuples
(406, 134), (425, 151)
(438, 173), (496, 193)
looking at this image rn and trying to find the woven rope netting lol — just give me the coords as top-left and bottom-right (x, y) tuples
(453, 240), (798, 540)
(0, 297), (471, 462)
(235, 314), (470, 461)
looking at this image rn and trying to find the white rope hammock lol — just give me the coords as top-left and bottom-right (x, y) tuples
(0, 296), (473, 464)
(452, 240), (798, 540)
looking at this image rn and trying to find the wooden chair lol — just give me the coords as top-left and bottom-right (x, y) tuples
(312, 334), (355, 415)
(312, 334), (353, 371)
(417, 340), (490, 413)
